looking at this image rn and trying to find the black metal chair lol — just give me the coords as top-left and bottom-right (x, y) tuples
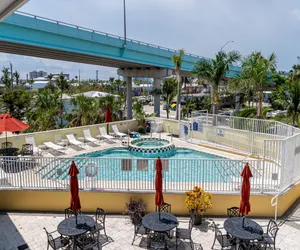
(131, 211), (148, 245)
(156, 203), (171, 213)
(1, 141), (12, 149)
(148, 231), (167, 249)
(43, 227), (70, 250)
(175, 216), (194, 250)
(64, 207), (74, 218)
(94, 208), (108, 240)
(260, 219), (279, 249)
(21, 143), (33, 156)
(211, 221), (234, 250)
(240, 240), (267, 250)
(227, 206), (241, 217)
(75, 229), (100, 250)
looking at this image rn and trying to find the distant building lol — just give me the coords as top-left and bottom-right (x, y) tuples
(29, 70), (47, 79)
(53, 73), (70, 80)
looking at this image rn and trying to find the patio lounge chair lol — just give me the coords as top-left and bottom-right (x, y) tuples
(25, 135), (40, 155)
(112, 125), (127, 139)
(44, 142), (65, 151)
(66, 134), (84, 147)
(98, 127), (114, 141)
(83, 129), (98, 143)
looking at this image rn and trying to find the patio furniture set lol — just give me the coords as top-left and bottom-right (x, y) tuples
(212, 206), (279, 250)
(44, 207), (107, 250)
(0, 141), (34, 156)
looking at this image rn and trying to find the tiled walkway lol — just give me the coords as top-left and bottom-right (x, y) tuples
(0, 211), (300, 250)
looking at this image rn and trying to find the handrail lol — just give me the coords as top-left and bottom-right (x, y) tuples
(13, 11), (210, 60)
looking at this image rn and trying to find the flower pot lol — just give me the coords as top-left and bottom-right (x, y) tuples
(190, 210), (203, 225)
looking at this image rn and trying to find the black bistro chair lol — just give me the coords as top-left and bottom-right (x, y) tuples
(131, 211), (148, 245)
(227, 206), (241, 217)
(175, 215), (194, 250)
(148, 231), (167, 249)
(211, 221), (234, 250)
(1, 141), (12, 149)
(43, 227), (70, 250)
(94, 208), (108, 240)
(156, 203), (172, 214)
(21, 143), (33, 156)
(75, 229), (100, 250)
(259, 219), (279, 249)
(64, 207), (74, 218)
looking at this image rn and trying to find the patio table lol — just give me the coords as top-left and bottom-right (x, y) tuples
(142, 212), (178, 232)
(57, 215), (95, 250)
(224, 217), (263, 248)
(0, 147), (19, 156)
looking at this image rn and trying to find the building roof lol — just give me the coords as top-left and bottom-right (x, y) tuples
(73, 91), (119, 98)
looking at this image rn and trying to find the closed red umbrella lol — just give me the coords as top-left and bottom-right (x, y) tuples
(105, 104), (112, 133)
(239, 162), (253, 215)
(0, 113), (29, 144)
(68, 161), (81, 225)
(155, 157), (164, 220)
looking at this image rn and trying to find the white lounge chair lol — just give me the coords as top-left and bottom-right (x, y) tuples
(112, 125), (127, 139)
(83, 129), (98, 143)
(44, 142), (65, 151)
(66, 134), (84, 146)
(98, 127), (114, 141)
(25, 135), (40, 155)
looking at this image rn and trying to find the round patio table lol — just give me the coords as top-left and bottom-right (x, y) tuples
(224, 217), (263, 241)
(57, 215), (95, 250)
(142, 212), (178, 232)
(0, 148), (19, 156)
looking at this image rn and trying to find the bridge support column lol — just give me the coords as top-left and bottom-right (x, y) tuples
(126, 77), (133, 120)
(153, 78), (161, 117)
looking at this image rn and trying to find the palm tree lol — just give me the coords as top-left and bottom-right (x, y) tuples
(172, 49), (184, 120)
(161, 78), (177, 119)
(287, 81), (300, 127)
(289, 64), (300, 83)
(234, 52), (277, 118)
(1, 67), (11, 89)
(55, 73), (70, 127)
(192, 50), (241, 114)
(66, 95), (96, 127)
(13, 71), (20, 86)
(46, 73), (56, 92)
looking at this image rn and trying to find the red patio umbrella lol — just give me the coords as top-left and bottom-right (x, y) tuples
(105, 104), (112, 133)
(68, 161), (81, 225)
(155, 157), (164, 220)
(0, 113), (29, 144)
(239, 162), (253, 215)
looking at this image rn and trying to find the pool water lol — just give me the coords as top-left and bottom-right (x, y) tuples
(38, 147), (243, 184)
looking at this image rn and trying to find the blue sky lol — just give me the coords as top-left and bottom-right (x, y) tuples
(1, 0), (300, 79)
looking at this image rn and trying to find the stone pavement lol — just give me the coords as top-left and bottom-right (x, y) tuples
(0, 212), (300, 250)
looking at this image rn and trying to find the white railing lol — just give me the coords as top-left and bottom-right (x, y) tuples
(0, 156), (279, 194)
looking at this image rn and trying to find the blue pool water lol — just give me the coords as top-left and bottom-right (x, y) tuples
(38, 147), (243, 183)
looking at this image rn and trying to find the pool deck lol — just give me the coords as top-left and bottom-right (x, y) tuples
(1, 208), (299, 250)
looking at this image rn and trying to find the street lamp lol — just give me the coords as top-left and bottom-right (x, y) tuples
(221, 40), (234, 51)
(123, 0), (127, 46)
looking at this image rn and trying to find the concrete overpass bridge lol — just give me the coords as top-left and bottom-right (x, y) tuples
(0, 5), (241, 118)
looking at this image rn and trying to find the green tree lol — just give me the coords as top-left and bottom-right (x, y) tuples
(161, 78), (177, 119)
(66, 95), (96, 127)
(269, 83), (289, 110)
(182, 99), (196, 118)
(26, 89), (60, 131)
(46, 73), (56, 92)
(13, 71), (20, 86)
(193, 50), (241, 114)
(172, 49), (184, 120)
(1, 90), (32, 120)
(289, 64), (300, 83)
(1, 67), (11, 89)
(55, 73), (70, 127)
(287, 81), (300, 126)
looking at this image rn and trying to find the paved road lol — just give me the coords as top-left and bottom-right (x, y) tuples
(144, 104), (176, 119)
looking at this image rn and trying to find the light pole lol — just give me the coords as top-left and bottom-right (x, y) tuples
(123, 0), (127, 46)
(220, 40), (234, 51)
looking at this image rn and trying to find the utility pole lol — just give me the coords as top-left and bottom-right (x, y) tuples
(9, 61), (13, 88)
(79, 69), (81, 85)
(96, 70), (98, 82)
(123, 0), (127, 45)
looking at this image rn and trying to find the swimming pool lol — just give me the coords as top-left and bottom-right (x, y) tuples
(38, 147), (243, 183)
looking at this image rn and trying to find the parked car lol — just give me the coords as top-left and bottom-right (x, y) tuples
(149, 101), (154, 106)
(266, 110), (287, 119)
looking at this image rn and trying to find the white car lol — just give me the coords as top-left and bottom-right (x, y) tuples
(149, 101), (154, 106)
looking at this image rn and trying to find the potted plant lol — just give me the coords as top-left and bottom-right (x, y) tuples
(185, 186), (212, 225)
(125, 198), (147, 224)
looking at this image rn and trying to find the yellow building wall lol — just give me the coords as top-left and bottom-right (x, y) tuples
(0, 185), (299, 217)
(0, 120), (138, 149)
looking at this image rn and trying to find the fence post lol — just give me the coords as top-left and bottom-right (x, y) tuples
(261, 140), (266, 193)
